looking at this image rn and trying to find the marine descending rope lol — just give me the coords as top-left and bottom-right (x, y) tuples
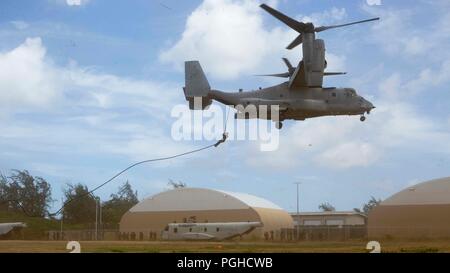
(2, 108), (232, 218)
(52, 133), (228, 217)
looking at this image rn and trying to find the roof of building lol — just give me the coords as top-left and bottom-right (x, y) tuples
(381, 177), (450, 206)
(130, 188), (282, 213)
(290, 211), (367, 218)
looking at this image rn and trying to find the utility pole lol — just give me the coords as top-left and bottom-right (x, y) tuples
(95, 197), (98, 241)
(99, 197), (102, 240)
(294, 182), (302, 224)
(294, 182), (301, 216)
(60, 197), (64, 240)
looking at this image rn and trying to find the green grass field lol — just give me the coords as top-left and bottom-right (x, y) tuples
(1, 240), (449, 253)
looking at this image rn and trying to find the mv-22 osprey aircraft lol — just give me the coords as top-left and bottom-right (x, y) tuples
(183, 4), (379, 129)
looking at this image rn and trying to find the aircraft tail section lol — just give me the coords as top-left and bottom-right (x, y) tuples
(184, 61), (212, 110)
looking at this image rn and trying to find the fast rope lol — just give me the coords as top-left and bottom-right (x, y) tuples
(1, 112), (231, 217)
(52, 133), (228, 217)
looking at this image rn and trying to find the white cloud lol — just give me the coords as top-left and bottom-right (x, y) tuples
(378, 73), (401, 99)
(245, 117), (362, 169)
(363, 7), (426, 56)
(245, 95), (450, 170)
(104, 131), (193, 162)
(160, 0), (346, 80)
(298, 7), (347, 26)
(377, 60), (450, 97)
(66, 0), (89, 6)
(160, 0), (287, 80)
(404, 60), (450, 93)
(366, 0), (382, 6)
(325, 53), (346, 72)
(62, 65), (180, 115)
(316, 142), (380, 169)
(10, 21), (29, 30)
(405, 36), (427, 56)
(0, 38), (61, 111)
(0, 37), (179, 116)
(0, 37), (190, 162)
(364, 4), (450, 58)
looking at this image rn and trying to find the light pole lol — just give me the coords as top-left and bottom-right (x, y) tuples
(294, 182), (301, 216)
(89, 194), (102, 241)
(99, 197), (102, 240)
(95, 197), (98, 241)
(60, 197), (64, 240)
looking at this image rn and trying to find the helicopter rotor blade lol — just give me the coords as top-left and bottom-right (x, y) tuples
(282, 58), (294, 72)
(286, 34), (303, 50)
(324, 72), (347, 76)
(315, 17), (380, 32)
(256, 58), (297, 78)
(256, 72), (291, 78)
(260, 4), (307, 33)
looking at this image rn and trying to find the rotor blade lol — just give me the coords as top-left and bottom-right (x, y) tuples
(260, 4), (306, 33)
(286, 34), (303, 50)
(255, 72), (291, 78)
(324, 72), (347, 76)
(282, 58), (294, 72)
(315, 17), (380, 32)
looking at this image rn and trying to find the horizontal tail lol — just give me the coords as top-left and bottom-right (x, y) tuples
(184, 61), (212, 110)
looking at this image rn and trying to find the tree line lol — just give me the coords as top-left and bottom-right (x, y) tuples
(318, 197), (382, 215)
(0, 170), (138, 226)
(1, 169), (382, 226)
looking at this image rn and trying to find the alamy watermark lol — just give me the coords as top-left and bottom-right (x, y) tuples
(171, 98), (281, 152)
(366, 0), (382, 6)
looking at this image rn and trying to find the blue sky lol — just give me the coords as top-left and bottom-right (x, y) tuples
(0, 0), (449, 213)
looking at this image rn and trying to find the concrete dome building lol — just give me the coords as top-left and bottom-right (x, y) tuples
(369, 177), (450, 239)
(120, 188), (294, 240)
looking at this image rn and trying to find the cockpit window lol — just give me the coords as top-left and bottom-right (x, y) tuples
(345, 88), (357, 97)
(345, 89), (357, 98)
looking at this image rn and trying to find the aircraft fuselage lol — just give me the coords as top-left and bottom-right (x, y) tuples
(209, 82), (375, 121)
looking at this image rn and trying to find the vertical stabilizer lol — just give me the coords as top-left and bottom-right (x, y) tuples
(184, 61), (212, 110)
